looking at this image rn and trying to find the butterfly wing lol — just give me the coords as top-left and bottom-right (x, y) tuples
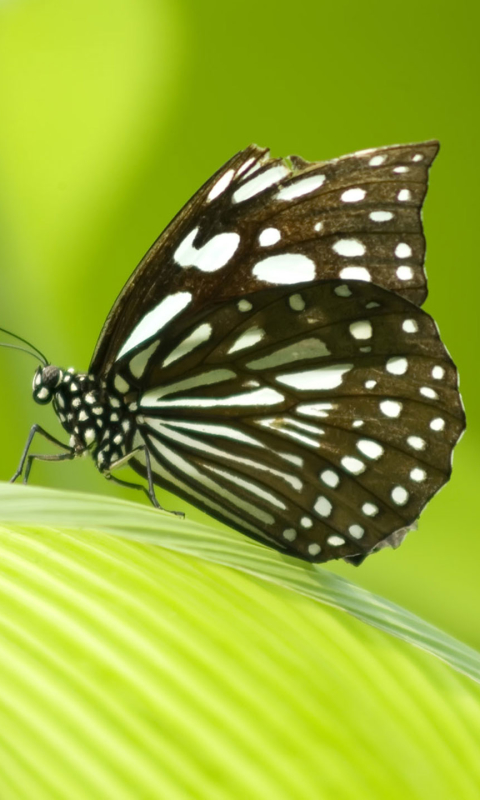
(90, 141), (438, 376)
(113, 279), (464, 563)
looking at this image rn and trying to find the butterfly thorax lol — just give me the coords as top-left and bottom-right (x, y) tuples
(32, 365), (134, 472)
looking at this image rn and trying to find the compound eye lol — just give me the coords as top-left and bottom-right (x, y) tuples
(33, 384), (52, 404)
(32, 365), (59, 405)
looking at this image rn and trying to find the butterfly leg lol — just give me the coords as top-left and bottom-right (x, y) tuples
(10, 424), (75, 484)
(106, 446), (184, 517)
(105, 469), (165, 509)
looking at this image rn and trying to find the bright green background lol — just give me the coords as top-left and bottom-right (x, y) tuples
(0, 0), (478, 655)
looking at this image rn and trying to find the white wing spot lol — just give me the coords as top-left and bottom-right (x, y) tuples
(174, 228), (240, 272)
(259, 227), (281, 247)
(410, 468), (426, 482)
(237, 299), (252, 312)
(283, 528), (297, 541)
(228, 326), (265, 354)
(327, 536), (345, 547)
(394, 166), (409, 174)
(357, 439), (384, 460)
(364, 380), (377, 389)
(412, 153), (424, 162)
(116, 292), (192, 360)
(308, 543), (322, 556)
(233, 165), (289, 203)
(391, 486), (409, 505)
(277, 174), (326, 200)
(352, 420), (364, 428)
(370, 211), (393, 222)
(407, 435), (426, 450)
(403, 319), (419, 333)
(432, 366), (445, 380)
(362, 502), (379, 517)
(386, 356), (408, 375)
(334, 284), (352, 297)
(339, 267), (371, 281)
(380, 400), (402, 418)
(420, 387), (439, 400)
(321, 469), (340, 488)
(397, 266), (414, 280)
(365, 301), (380, 309)
(301, 516), (313, 528)
(276, 364), (353, 391)
(369, 155), (386, 166)
(207, 169), (235, 202)
(341, 188), (366, 203)
(314, 221), (323, 232)
(430, 417), (445, 431)
(349, 320), (372, 340)
(333, 239), (366, 257)
(289, 293), (305, 311)
(341, 456), (366, 475)
(349, 524), (364, 539)
(314, 496), (332, 518)
(397, 189), (411, 202)
(395, 242), (412, 259)
(253, 253), (316, 284)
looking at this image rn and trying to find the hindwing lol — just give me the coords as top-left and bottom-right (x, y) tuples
(109, 279), (464, 563)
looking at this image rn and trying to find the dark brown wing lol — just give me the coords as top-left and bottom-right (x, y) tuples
(112, 278), (464, 563)
(90, 141), (439, 376)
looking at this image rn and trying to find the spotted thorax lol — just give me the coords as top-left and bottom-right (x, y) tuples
(7, 141), (465, 565)
(32, 365), (133, 473)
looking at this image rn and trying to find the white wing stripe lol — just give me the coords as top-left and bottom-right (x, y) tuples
(116, 292), (192, 360)
(146, 435), (276, 527)
(203, 464), (288, 510)
(137, 445), (279, 544)
(154, 418), (265, 447)
(162, 323), (213, 367)
(141, 386), (285, 409)
(246, 338), (330, 370)
(144, 418), (303, 491)
(141, 369), (235, 403)
(232, 165), (289, 203)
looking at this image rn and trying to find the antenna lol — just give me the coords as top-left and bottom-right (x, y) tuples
(0, 327), (48, 366)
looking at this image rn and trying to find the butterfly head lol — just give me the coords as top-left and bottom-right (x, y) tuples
(32, 365), (63, 405)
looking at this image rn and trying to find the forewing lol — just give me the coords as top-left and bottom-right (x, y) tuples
(91, 141), (438, 376)
(116, 279), (464, 563)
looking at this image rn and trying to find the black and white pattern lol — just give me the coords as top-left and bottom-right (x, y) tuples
(14, 141), (465, 563)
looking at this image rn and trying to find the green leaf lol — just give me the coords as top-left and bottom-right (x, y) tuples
(1, 482), (479, 685)
(1, 482), (480, 798)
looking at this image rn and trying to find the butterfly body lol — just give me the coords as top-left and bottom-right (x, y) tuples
(12, 140), (465, 564)
(32, 365), (135, 471)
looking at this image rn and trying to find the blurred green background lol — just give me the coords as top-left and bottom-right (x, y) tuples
(0, 0), (478, 650)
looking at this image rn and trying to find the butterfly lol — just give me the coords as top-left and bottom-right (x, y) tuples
(8, 141), (465, 564)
